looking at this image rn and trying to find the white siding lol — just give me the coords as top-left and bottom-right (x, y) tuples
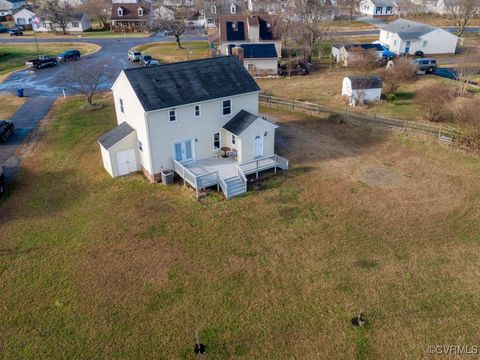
(238, 119), (276, 163)
(146, 92), (260, 174)
(107, 132), (140, 177)
(380, 28), (457, 55)
(244, 58), (278, 76)
(111, 71), (152, 174)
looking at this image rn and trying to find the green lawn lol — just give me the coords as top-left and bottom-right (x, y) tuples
(2, 95), (480, 358)
(0, 42), (100, 78)
(131, 41), (210, 63)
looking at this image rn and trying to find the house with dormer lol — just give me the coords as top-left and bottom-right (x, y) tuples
(209, 14), (281, 76)
(204, 0), (244, 29)
(111, 0), (153, 32)
(98, 56), (288, 199)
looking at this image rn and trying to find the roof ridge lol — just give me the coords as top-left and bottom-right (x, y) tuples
(123, 56), (234, 73)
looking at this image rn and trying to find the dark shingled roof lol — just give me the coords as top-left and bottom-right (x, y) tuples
(98, 122), (135, 149)
(223, 110), (259, 135)
(347, 76), (383, 90)
(123, 56), (261, 112)
(241, 43), (278, 58)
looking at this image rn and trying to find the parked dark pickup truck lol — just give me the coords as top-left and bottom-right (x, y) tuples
(0, 120), (15, 142)
(25, 55), (58, 69)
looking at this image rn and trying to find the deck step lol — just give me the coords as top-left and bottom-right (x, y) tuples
(223, 176), (246, 198)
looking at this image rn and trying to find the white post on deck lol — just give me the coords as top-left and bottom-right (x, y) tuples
(256, 160), (259, 179)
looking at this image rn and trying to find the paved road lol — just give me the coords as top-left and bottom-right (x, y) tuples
(0, 35), (205, 180)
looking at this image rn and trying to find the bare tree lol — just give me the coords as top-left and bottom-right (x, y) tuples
(378, 58), (416, 95)
(61, 62), (108, 106)
(414, 83), (457, 122)
(80, 0), (111, 30)
(276, 0), (334, 62)
(445, 0), (480, 37)
(39, 0), (74, 35)
(155, 3), (191, 49)
(452, 48), (480, 94)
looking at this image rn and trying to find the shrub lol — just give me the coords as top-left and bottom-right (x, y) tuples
(414, 83), (457, 122)
(378, 58), (416, 95)
(385, 93), (397, 103)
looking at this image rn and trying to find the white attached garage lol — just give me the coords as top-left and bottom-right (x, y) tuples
(98, 122), (140, 177)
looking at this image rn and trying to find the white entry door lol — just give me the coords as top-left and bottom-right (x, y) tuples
(254, 135), (263, 158)
(116, 149), (137, 176)
(174, 139), (194, 163)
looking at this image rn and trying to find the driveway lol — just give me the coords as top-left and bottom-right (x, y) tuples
(0, 34), (206, 179)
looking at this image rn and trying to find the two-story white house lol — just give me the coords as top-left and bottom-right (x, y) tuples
(378, 18), (458, 55)
(358, 0), (399, 16)
(0, 0), (25, 15)
(98, 56), (288, 199)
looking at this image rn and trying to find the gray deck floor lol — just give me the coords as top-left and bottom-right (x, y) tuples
(183, 157), (239, 180)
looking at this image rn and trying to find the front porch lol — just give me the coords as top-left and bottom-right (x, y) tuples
(173, 154), (289, 199)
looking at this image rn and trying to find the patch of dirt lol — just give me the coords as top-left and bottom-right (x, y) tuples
(357, 165), (404, 188)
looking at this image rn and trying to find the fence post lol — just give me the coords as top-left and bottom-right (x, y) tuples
(292, 99), (295, 110)
(438, 125), (442, 139)
(404, 120), (407, 134)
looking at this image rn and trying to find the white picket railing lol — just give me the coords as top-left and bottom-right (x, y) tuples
(239, 154), (289, 178)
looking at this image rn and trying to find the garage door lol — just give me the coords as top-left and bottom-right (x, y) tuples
(116, 149), (137, 176)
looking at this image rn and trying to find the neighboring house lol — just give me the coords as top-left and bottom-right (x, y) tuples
(98, 56), (288, 199)
(0, 0), (25, 13)
(342, 76), (382, 106)
(14, 9), (91, 32)
(13, 7), (34, 26)
(209, 14), (281, 76)
(111, 1), (153, 32)
(331, 43), (385, 66)
(204, 0), (245, 29)
(358, 0), (399, 16)
(379, 18), (458, 55)
(247, 0), (290, 14)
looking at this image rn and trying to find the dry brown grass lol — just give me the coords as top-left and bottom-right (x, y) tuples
(1, 96), (480, 358)
(0, 95), (25, 119)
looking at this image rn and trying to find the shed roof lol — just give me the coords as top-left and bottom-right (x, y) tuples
(346, 76), (383, 89)
(122, 56), (260, 112)
(98, 122), (135, 149)
(239, 43), (278, 58)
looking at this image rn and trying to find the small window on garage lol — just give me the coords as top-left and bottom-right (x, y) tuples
(138, 140), (143, 152)
(231, 134), (236, 145)
(194, 104), (201, 117)
(120, 98), (124, 113)
(169, 109), (176, 122)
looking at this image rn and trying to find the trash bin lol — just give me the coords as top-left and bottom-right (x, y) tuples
(161, 170), (174, 185)
(16, 88), (24, 97)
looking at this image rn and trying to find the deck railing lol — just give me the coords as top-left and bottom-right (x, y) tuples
(174, 160), (220, 199)
(237, 166), (247, 193)
(240, 154), (289, 178)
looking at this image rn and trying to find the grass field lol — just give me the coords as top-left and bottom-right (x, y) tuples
(0, 42), (101, 78)
(2, 95), (480, 358)
(131, 41), (210, 63)
(0, 96), (25, 119)
(258, 70), (460, 122)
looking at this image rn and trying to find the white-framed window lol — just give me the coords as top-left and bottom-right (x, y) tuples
(194, 104), (201, 117)
(386, 6), (392, 12)
(376, 6), (382, 13)
(169, 109), (176, 122)
(231, 134), (236, 145)
(138, 140), (143, 152)
(266, 22), (271, 28)
(232, 22), (237, 29)
(207, 18), (214, 24)
(213, 132), (220, 149)
(222, 99), (232, 116)
(119, 98), (124, 113)
(231, 3), (237, 13)
(138, 7), (144, 16)
(393, 40), (397, 45)
(423, 40), (428, 47)
(70, 21), (79, 28)
(117, 7), (123, 16)
(211, 4), (216, 13)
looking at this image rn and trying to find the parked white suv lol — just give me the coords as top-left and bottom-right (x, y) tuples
(128, 51), (142, 62)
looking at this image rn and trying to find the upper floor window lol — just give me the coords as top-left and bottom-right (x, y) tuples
(423, 40), (428, 47)
(211, 4), (216, 13)
(169, 109), (176, 122)
(194, 105), (201, 117)
(117, 7), (123, 16)
(119, 98), (124, 113)
(231, 4), (237, 13)
(231, 134), (236, 145)
(222, 99), (231, 116)
(138, 141), (143, 152)
(138, 7), (144, 16)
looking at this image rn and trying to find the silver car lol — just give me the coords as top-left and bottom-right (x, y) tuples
(128, 51), (142, 62)
(414, 58), (437, 73)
